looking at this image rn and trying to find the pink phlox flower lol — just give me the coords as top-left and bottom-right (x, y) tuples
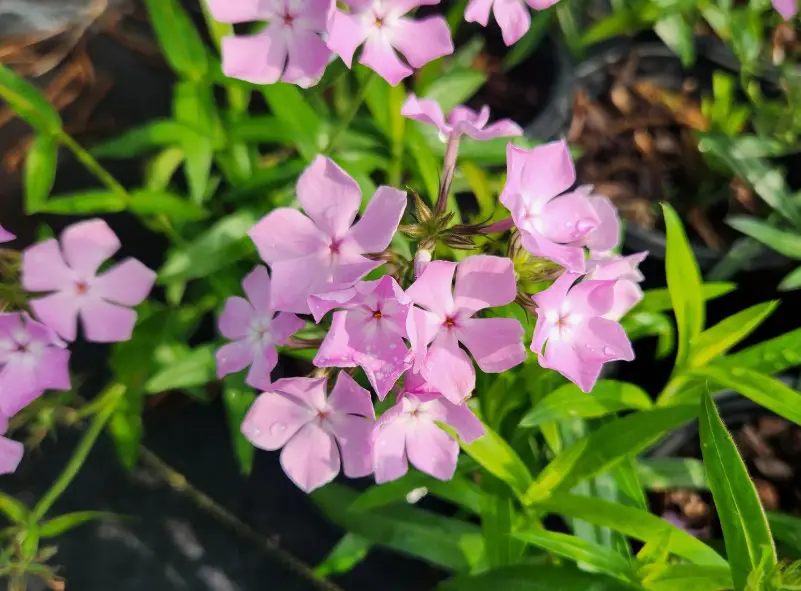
(531, 271), (634, 393)
(327, 0), (454, 86)
(0, 225), (15, 243)
(249, 156), (407, 314)
(405, 255), (526, 404)
(242, 372), (375, 492)
(585, 252), (648, 321)
(309, 275), (411, 399)
(372, 371), (484, 483)
(217, 265), (304, 390)
(0, 313), (71, 417)
(22, 219), (156, 343)
(208, 0), (334, 87)
(0, 414), (23, 476)
(773, 0), (798, 19)
(465, 0), (560, 46)
(571, 185), (621, 254)
(500, 140), (601, 273)
(401, 94), (523, 141)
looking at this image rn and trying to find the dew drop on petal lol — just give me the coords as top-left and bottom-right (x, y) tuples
(576, 219), (596, 234)
(271, 422), (286, 436)
(602, 346), (615, 356)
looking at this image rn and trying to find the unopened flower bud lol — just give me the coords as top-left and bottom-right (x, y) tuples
(414, 248), (433, 278)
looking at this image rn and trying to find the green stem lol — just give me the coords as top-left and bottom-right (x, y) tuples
(32, 385), (125, 521)
(324, 72), (375, 155)
(58, 133), (130, 204)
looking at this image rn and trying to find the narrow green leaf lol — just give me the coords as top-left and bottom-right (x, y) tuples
(129, 190), (208, 221)
(460, 422), (533, 497)
(727, 216), (801, 260)
(0, 493), (28, 523)
(23, 134), (58, 213)
(38, 190), (126, 214)
(439, 564), (632, 591)
(315, 534), (371, 578)
(640, 564), (733, 591)
(39, 512), (119, 537)
(406, 125), (441, 202)
(637, 283), (736, 313)
(699, 390), (776, 591)
(228, 116), (291, 144)
(689, 301), (778, 367)
(654, 14), (695, 66)
(0, 64), (62, 133)
(482, 479), (523, 568)
(635, 458), (708, 490)
(173, 81), (217, 203)
(145, 147), (185, 191)
(519, 380), (652, 428)
(222, 376), (256, 476)
(143, 0), (209, 81)
(91, 121), (200, 158)
(261, 84), (323, 161)
(715, 327), (801, 375)
(662, 203), (704, 371)
(779, 266), (801, 291)
(145, 345), (216, 394)
(422, 70), (486, 112)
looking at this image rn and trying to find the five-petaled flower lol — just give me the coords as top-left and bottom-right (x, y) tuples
(249, 156), (407, 314)
(217, 265), (305, 390)
(0, 313), (71, 418)
(406, 255), (526, 403)
(531, 272), (634, 392)
(309, 275), (411, 399)
(242, 373), (375, 492)
(0, 414), (23, 476)
(500, 140), (601, 273)
(208, 0), (333, 87)
(465, 0), (560, 46)
(22, 219), (156, 343)
(373, 372), (484, 483)
(327, 0), (454, 86)
(401, 94), (523, 141)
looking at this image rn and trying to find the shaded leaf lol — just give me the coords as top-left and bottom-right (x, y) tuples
(0, 63), (61, 133)
(130, 190), (208, 221)
(38, 190), (126, 214)
(143, 0), (209, 81)
(145, 345), (216, 394)
(39, 512), (120, 537)
(689, 301), (778, 367)
(24, 134), (58, 213)
(635, 458), (708, 490)
(637, 283), (735, 313)
(315, 534), (371, 578)
(727, 216), (801, 260)
(222, 375), (256, 476)
(460, 422), (533, 497)
(0, 493), (28, 523)
(439, 564), (632, 590)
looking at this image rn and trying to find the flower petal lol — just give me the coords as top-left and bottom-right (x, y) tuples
(773, 0), (798, 19)
(0, 225), (15, 243)
(297, 156), (362, 239)
(328, 371), (374, 418)
(218, 297), (253, 340)
(457, 317), (526, 373)
(329, 414), (373, 478)
(308, 286), (359, 323)
(222, 30), (287, 85)
(406, 420), (458, 480)
(493, 0), (531, 45)
(314, 311), (359, 369)
(576, 317), (634, 363)
(273, 376), (329, 411)
(607, 280), (643, 321)
(246, 343), (278, 391)
(249, 207), (326, 264)
(435, 399), (485, 443)
(242, 265), (272, 314)
(359, 35), (412, 86)
(242, 391), (315, 450)
(330, 248), (382, 287)
(348, 186), (407, 253)
(373, 418), (409, 484)
(269, 252), (332, 314)
(465, 0), (494, 25)
(401, 94), (450, 135)
(520, 231), (586, 273)
(61, 219), (120, 278)
(21, 239), (73, 292)
(584, 195), (621, 253)
(80, 298), (138, 343)
(566, 279), (616, 317)
(327, 10), (370, 68)
(0, 436), (23, 475)
(500, 141), (575, 209)
(93, 259), (156, 306)
(463, 119), (523, 140)
(421, 332), (475, 404)
(539, 191), (601, 244)
(30, 293), (80, 342)
(270, 312), (304, 345)
(216, 339), (254, 380)
(453, 255), (517, 315)
(532, 271), (578, 311)
(540, 338), (602, 393)
(206, 0), (270, 22)
(0, 360), (39, 417)
(406, 260), (456, 317)
(280, 422), (340, 492)
(392, 16), (454, 68)
(283, 30), (331, 88)
(405, 307), (442, 370)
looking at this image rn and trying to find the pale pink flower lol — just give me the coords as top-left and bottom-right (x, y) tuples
(249, 156), (407, 314)
(309, 276), (411, 399)
(372, 371), (484, 483)
(208, 0), (333, 88)
(572, 185), (621, 254)
(0, 313), (71, 417)
(500, 140), (600, 273)
(401, 94), (523, 141)
(465, 0), (560, 46)
(773, 0), (798, 19)
(22, 219), (156, 343)
(531, 272), (634, 393)
(217, 265), (304, 391)
(242, 373), (375, 492)
(0, 225), (15, 243)
(0, 414), (23, 476)
(585, 252), (648, 321)
(405, 255), (526, 404)
(327, 0), (454, 86)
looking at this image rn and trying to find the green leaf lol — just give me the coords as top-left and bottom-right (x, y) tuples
(145, 147), (185, 191)
(715, 327), (801, 375)
(129, 190), (208, 221)
(406, 125), (441, 202)
(108, 387), (145, 470)
(689, 367), (801, 427)
(654, 14), (695, 66)
(229, 116), (291, 145)
(689, 301), (778, 367)
(0, 493), (28, 523)
(766, 512), (801, 554)
(422, 70), (486, 112)
(261, 84), (323, 161)
(519, 381), (653, 428)
(38, 190), (126, 214)
(637, 283), (736, 313)
(39, 512), (119, 537)
(621, 311), (675, 359)
(779, 266), (801, 291)
(635, 458), (708, 490)
(158, 210), (256, 283)
(24, 134), (58, 213)
(173, 81), (217, 203)
(727, 216), (801, 260)
(640, 564), (733, 591)
(439, 564), (633, 590)
(352, 472), (482, 514)
(91, 121), (200, 158)
(0, 63), (62, 133)
(222, 376), (256, 476)
(315, 534), (371, 578)
(524, 406), (697, 503)
(145, 345), (216, 394)
(534, 494), (727, 566)
(312, 483), (484, 572)
(662, 202), (704, 371)
(699, 390), (776, 591)
(514, 529), (636, 584)
(482, 478), (524, 568)
(460, 422), (534, 497)
(143, 0), (209, 81)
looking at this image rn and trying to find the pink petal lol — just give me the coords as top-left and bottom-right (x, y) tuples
(21, 239), (73, 292)
(327, 10), (370, 68)
(216, 339), (254, 380)
(61, 219), (120, 278)
(273, 376), (329, 410)
(584, 195), (621, 253)
(242, 391), (315, 449)
(539, 192), (601, 244)
(421, 332), (475, 404)
(463, 119), (523, 141)
(464, 0), (494, 25)
(773, 0), (798, 19)
(269, 252), (331, 314)
(348, 186), (407, 253)
(242, 265), (272, 314)
(576, 317), (634, 363)
(295, 0), (334, 30)
(405, 307), (442, 370)
(500, 141), (576, 209)
(30, 293), (80, 342)
(457, 317), (526, 373)
(246, 343), (278, 391)
(0, 436), (23, 475)
(401, 94), (450, 135)
(0, 360), (38, 416)
(0, 225), (15, 243)
(406, 420), (458, 480)
(328, 371), (375, 418)
(359, 35), (412, 86)
(37, 346), (71, 394)
(373, 418), (409, 483)
(329, 414), (373, 478)
(330, 247), (381, 286)
(436, 399), (485, 443)
(206, 0), (269, 22)
(222, 30), (287, 85)
(566, 279), (616, 317)
(270, 312), (304, 345)
(453, 255), (517, 315)
(280, 422), (340, 492)
(283, 30), (331, 88)
(406, 260), (456, 317)
(450, 105), (488, 128)
(219, 297), (254, 340)
(308, 286), (359, 323)
(297, 156), (362, 239)
(80, 298), (137, 343)
(520, 231), (586, 273)
(527, 0), (561, 8)
(362, 354), (409, 400)
(532, 271), (578, 312)
(249, 207), (326, 265)
(314, 311), (359, 369)
(493, 0), (531, 46)
(343, 312), (410, 400)
(607, 281), (643, 321)
(540, 338), (602, 393)
(392, 16), (454, 68)
(93, 259), (156, 307)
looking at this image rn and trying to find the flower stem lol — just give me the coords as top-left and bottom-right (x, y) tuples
(58, 133), (130, 204)
(324, 71), (375, 155)
(435, 133), (461, 216)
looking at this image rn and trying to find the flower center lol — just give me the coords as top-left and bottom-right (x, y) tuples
(15, 343), (29, 354)
(443, 316), (457, 330)
(283, 11), (294, 26)
(329, 239), (342, 255)
(372, 310), (383, 320)
(75, 281), (89, 295)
